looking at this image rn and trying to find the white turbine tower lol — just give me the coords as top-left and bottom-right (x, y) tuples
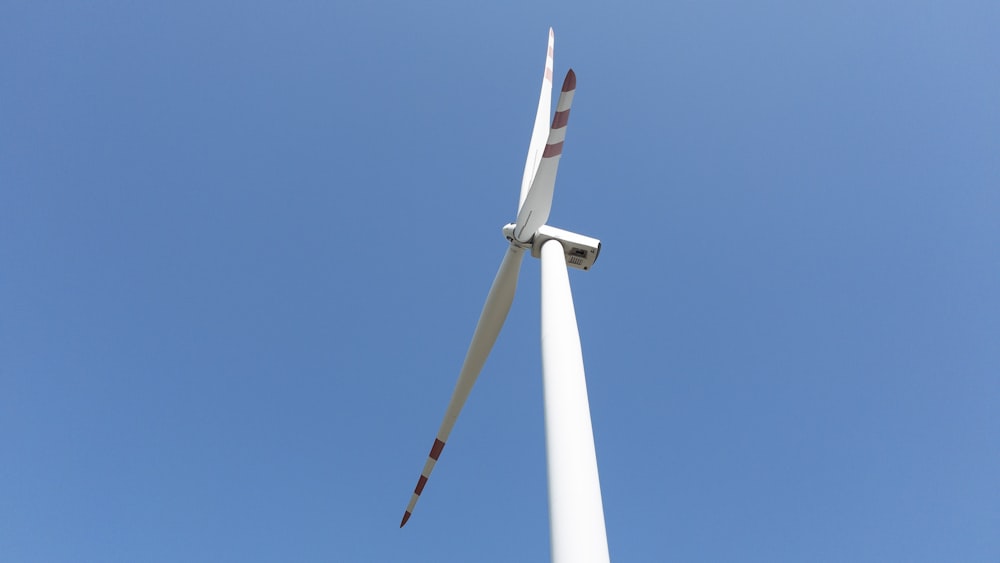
(402, 28), (610, 563)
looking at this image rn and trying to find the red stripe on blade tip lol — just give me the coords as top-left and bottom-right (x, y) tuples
(400, 511), (411, 527)
(551, 108), (570, 129)
(542, 142), (564, 158)
(429, 439), (445, 460)
(561, 69), (576, 92)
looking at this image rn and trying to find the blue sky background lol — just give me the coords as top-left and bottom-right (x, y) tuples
(3, 1), (998, 561)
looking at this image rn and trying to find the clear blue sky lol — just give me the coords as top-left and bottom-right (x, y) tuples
(3, 2), (998, 561)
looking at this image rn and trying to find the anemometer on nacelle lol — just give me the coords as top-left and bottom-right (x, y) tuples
(502, 223), (601, 271)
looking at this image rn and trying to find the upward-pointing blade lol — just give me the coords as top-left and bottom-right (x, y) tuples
(401, 246), (525, 527)
(513, 69), (577, 243)
(518, 28), (555, 215)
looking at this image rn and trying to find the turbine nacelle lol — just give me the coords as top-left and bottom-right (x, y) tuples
(502, 223), (601, 271)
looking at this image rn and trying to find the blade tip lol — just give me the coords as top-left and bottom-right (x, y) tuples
(400, 511), (412, 528)
(562, 69), (576, 92)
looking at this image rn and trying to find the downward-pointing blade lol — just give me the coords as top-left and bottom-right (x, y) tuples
(513, 69), (577, 243)
(518, 28), (555, 215)
(401, 246), (525, 527)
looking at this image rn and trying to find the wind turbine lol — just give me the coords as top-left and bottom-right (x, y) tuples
(401, 28), (610, 563)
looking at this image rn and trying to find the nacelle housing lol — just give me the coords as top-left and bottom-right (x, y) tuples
(502, 223), (601, 271)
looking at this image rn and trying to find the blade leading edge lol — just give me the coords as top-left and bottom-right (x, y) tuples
(401, 245), (525, 527)
(514, 69), (577, 243)
(518, 28), (555, 215)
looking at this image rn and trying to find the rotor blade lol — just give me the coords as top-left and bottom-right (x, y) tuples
(518, 28), (555, 215)
(401, 246), (525, 527)
(513, 69), (576, 243)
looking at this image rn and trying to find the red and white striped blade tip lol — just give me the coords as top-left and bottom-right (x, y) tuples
(400, 438), (447, 528)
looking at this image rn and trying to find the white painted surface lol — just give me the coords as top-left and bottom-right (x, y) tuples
(540, 239), (610, 563)
(519, 28), (554, 215)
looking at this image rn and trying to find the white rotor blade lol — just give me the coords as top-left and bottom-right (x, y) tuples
(513, 69), (577, 243)
(518, 28), (555, 215)
(401, 246), (525, 527)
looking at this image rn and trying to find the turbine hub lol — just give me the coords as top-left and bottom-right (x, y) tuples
(502, 223), (533, 250)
